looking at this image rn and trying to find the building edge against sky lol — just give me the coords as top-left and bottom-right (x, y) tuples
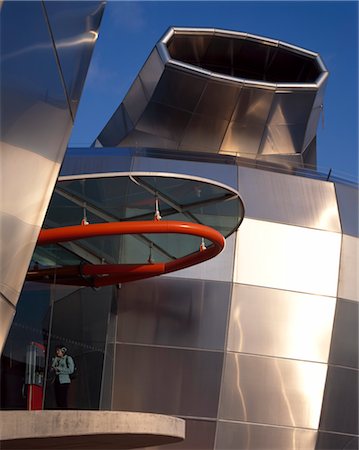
(1, 2), (358, 450)
(0, 0), (105, 353)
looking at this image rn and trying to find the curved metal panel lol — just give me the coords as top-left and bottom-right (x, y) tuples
(97, 27), (328, 165)
(179, 113), (229, 153)
(95, 104), (134, 147)
(260, 91), (316, 155)
(319, 366), (358, 435)
(237, 167), (341, 232)
(335, 183), (359, 237)
(136, 101), (192, 145)
(329, 298), (359, 369)
(219, 353), (327, 429)
(194, 79), (241, 121)
(116, 278), (231, 350)
(43, 1), (105, 117)
(123, 76), (148, 124)
(228, 284), (336, 362)
(215, 421), (317, 450)
(233, 219), (341, 296)
(338, 234), (359, 302)
(0, 1), (74, 349)
(112, 344), (223, 418)
(0, 2), (104, 352)
(221, 87), (274, 155)
(303, 82), (327, 151)
(152, 67), (206, 113)
(139, 48), (165, 100)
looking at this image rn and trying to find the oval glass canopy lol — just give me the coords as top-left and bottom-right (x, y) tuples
(29, 173), (244, 282)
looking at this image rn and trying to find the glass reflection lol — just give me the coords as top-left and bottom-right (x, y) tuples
(33, 174), (243, 270)
(1, 280), (112, 411)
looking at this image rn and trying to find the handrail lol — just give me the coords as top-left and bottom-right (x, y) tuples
(27, 221), (225, 287)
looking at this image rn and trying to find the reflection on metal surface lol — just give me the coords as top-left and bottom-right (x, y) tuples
(113, 344), (223, 417)
(116, 277), (231, 350)
(44, 1), (105, 117)
(219, 353), (327, 429)
(338, 234), (359, 302)
(320, 366), (359, 435)
(228, 284), (336, 362)
(0, 2), (72, 351)
(233, 218), (341, 296)
(335, 183), (359, 237)
(27, 221), (225, 287)
(0, 1), (104, 352)
(216, 421), (317, 450)
(97, 27), (328, 168)
(237, 167), (341, 232)
(329, 299), (359, 369)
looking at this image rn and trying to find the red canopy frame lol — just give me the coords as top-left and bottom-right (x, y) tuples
(27, 221), (225, 287)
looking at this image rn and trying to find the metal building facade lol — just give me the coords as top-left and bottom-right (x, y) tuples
(1, 6), (358, 450)
(96, 151), (358, 450)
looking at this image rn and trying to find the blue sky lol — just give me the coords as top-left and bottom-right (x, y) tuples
(69, 1), (358, 182)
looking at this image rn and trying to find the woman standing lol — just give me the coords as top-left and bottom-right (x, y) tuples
(51, 345), (74, 408)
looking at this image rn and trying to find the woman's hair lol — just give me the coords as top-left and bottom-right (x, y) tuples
(55, 345), (67, 354)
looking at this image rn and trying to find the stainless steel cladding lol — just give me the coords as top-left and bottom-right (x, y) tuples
(0, 1), (105, 353)
(97, 27), (328, 168)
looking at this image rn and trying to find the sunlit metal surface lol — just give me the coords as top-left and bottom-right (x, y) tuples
(335, 183), (359, 237)
(164, 233), (236, 282)
(43, 1), (105, 117)
(216, 421), (317, 450)
(0, 2), (71, 351)
(219, 353), (327, 429)
(238, 167), (341, 231)
(0, 2), (104, 352)
(116, 278), (231, 350)
(97, 27), (328, 168)
(338, 234), (359, 302)
(329, 299), (359, 369)
(320, 365), (359, 435)
(227, 284), (336, 362)
(233, 218), (341, 296)
(112, 344), (223, 418)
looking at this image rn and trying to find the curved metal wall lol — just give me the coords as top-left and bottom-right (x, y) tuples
(102, 153), (358, 449)
(0, 1), (105, 352)
(97, 27), (328, 169)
